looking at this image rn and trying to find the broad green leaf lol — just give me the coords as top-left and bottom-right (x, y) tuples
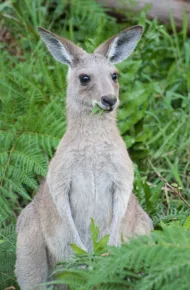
(94, 235), (109, 252)
(70, 244), (87, 255)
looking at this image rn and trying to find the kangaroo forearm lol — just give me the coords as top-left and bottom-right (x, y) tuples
(47, 175), (87, 250)
(109, 184), (132, 246)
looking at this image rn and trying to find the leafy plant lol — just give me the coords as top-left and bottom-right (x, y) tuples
(70, 218), (109, 256)
(0, 215), (17, 289)
(47, 223), (190, 290)
(0, 0), (190, 289)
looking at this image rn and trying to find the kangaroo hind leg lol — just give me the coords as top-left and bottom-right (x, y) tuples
(121, 194), (153, 241)
(15, 202), (48, 290)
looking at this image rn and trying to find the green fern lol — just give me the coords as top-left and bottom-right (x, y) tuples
(0, 215), (18, 290)
(0, 1), (190, 289)
(0, 0), (153, 213)
(51, 225), (190, 290)
(0, 52), (67, 209)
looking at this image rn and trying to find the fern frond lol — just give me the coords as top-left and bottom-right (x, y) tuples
(0, 217), (17, 290)
(152, 206), (190, 226)
(53, 226), (190, 290)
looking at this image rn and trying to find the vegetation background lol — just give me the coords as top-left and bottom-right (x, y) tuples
(0, 0), (189, 289)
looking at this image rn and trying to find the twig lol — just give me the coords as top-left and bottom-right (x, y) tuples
(156, 171), (190, 209)
(163, 186), (170, 208)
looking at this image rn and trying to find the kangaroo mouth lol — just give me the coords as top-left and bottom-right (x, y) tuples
(99, 103), (114, 111)
(93, 101), (115, 112)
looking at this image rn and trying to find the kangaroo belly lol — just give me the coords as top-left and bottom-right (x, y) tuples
(70, 168), (113, 249)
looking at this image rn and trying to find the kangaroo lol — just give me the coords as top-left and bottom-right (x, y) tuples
(15, 26), (153, 290)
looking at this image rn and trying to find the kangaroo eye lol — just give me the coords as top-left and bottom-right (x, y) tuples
(112, 73), (118, 82)
(79, 74), (91, 86)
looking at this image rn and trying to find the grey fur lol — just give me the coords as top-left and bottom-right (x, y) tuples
(15, 26), (153, 290)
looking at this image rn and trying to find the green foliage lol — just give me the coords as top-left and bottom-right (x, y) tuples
(91, 104), (105, 116)
(90, 218), (109, 254)
(0, 215), (17, 289)
(0, 0), (190, 289)
(1, 0), (189, 212)
(70, 244), (87, 256)
(0, 60), (67, 212)
(48, 224), (190, 290)
(70, 218), (109, 256)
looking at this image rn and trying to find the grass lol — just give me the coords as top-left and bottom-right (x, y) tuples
(0, 0), (190, 289)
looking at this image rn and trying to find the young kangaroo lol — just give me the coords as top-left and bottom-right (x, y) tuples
(15, 26), (153, 290)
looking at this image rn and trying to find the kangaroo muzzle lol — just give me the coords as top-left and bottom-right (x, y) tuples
(100, 95), (117, 111)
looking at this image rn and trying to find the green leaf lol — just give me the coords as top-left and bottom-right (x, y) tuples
(171, 183), (178, 188)
(183, 216), (190, 230)
(94, 235), (109, 252)
(90, 218), (99, 250)
(70, 244), (87, 255)
(160, 220), (167, 229)
(91, 104), (104, 115)
(143, 182), (154, 214)
(90, 219), (109, 253)
(56, 270), (89, 282)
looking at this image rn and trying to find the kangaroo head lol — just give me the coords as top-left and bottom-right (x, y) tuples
(38, 26), (143, 113)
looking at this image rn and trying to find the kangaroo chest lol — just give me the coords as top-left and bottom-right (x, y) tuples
(70, 145), (114, 211)
(66, 142), (119, 239)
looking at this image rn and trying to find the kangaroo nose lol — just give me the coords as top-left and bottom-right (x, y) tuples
(101, 95), (117, 108)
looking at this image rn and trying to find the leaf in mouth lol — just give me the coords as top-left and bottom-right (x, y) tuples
(91, 104), (105, 116)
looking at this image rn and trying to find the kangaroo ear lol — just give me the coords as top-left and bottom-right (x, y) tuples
(94, 26), (143, 64)
(38, 27), (85, 66)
